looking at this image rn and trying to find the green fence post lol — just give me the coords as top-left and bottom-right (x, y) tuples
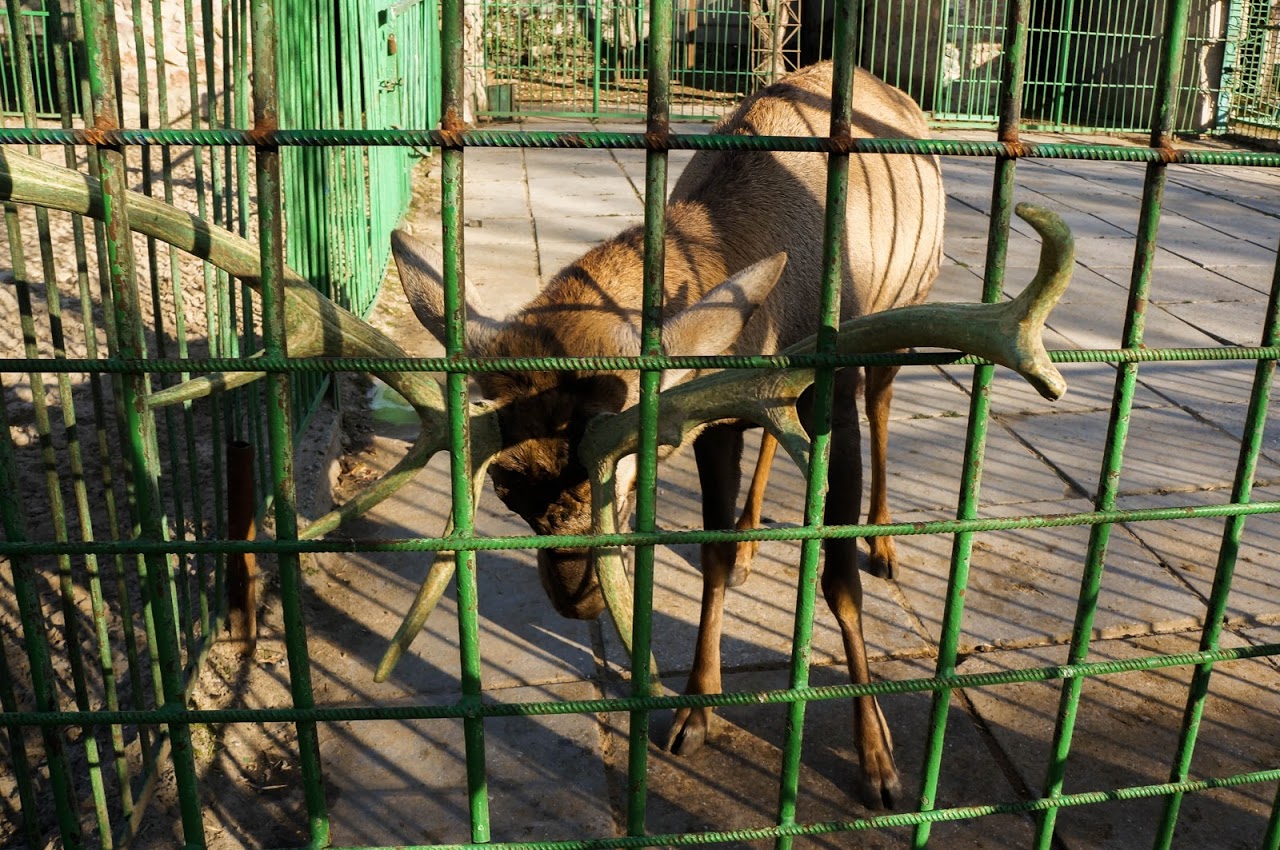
(1033, 1), (1191, 847)
(772, 1), (859, 845)
(624, 0), (674, 834)
(78, 0), (208, 844)
(248, 0), (332, 845)
(912, 2), (1029, 847)
(438, 0), (492, 838)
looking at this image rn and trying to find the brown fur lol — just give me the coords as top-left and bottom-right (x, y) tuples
(393, 61), (945, 809)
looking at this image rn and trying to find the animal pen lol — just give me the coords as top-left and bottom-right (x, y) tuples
(1, 0), (1280, 847)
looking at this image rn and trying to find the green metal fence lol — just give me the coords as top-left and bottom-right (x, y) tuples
(2, 0), (1280, 848)
(0, 0), (435, 844)
(470, 0), (1274, 135)
(1222, 0), (1280, 140)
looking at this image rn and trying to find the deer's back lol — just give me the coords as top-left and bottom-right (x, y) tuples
(668, 63), (945, 356)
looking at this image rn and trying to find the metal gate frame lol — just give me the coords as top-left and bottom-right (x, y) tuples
(0, 0), (435, 844)
(3, 0), (1280, 848)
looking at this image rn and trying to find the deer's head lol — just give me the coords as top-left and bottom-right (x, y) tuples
(390, 229), (787, 619)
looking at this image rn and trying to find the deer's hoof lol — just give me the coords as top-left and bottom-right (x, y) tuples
(666, 707), (711, 756)
(728, 540), (758, 588)
(864, 539), (898, 581)
(854, 760), (902, 810)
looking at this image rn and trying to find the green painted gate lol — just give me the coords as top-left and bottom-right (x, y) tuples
(2, 0), (1280, 848)
(0, 0), (438, 844)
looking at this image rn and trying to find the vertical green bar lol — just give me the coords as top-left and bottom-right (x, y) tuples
(624, 0), (672, 833)
(1050, 0), (1075, 127)
(1033, 2), (1189, 847)
(1215, 0), (1242, 130)
(912, 3), (1027, 847)
(1152, 164), (1280, 850)
(1265, 778), (1280, 850)
(772, 1), (858, 847)
(0, 618), (42, 848)
(248, 0), (330, 843)
(78, 0), (207, 844)
(4, 0), (116, 837)
(440, 0), (491, 838)
(0, 382), (81, 846)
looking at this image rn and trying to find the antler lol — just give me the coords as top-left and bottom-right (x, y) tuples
(580, 203), (1075, 671)
(0, 147), (483, 543)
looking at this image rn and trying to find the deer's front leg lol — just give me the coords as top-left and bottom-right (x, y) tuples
(667, 425), (743, 755)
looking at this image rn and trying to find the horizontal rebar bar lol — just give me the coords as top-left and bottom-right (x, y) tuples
(254, 767), (1280, 850)
(1, 642), (1276, 727)
(2, 500), (1279, 558)
(2, 127), (1279, 165)
(1, 345), (1278, 376)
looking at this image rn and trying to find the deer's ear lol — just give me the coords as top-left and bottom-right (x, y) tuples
(391, 228), (499, 351)
(660, 252), (787, 390)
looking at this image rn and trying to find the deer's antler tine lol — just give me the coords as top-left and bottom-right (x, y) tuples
(0, 147), (463, 535)
(150, 296), (329, 409)
(148, 364), (265, 408)
(581, 209), (1076, 681)
(1003, 202), (1076, 400)
(375, 407), (500, 682)
(588, 452), (662, 694)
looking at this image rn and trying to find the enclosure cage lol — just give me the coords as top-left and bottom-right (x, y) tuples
(471, 0), (1280, 136)
(2, 0), (1280, 848)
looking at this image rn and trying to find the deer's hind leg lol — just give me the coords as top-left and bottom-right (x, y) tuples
(730, 430), (779, 587)
(809, 368), (901, 809)
(864, 363), (900, 580)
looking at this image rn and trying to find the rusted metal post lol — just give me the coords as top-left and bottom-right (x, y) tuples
(226, 440), (258, 652)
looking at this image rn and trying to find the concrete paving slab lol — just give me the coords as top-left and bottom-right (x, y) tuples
(602, 661), (1037, 849)
(524, 186), (640, 224)
(318, 681), (614, 847)
(521, 149), (628, 178)
(1187, 402), (1280, 472)
(931, 261), (985, 301)
(996, 386), (1280, 498)
(462, 147), (527, 181)
(943, 195), (998, 241)
(893, 499), (1205, 652)
(1162, 238), (1279, 275)
(457, 186), (532, 222)
(885, 411), (1079, 511)
(944, 233), (1045, 270)
(1104, 262), (1275, 304)
(1117, 486), (1280, 627)
(1156, 298), (1273, 346)
(460, 219), (542, 313)
(958, 632), (1280, 849)
(528, 212), (645, 246)
(886, 364), (973, 421)
(1134, 359), (1261, 413)
(1192, 264), (1277, 296)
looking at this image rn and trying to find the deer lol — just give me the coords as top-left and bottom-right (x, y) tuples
(0, 78), (1076, 818)
(0, 84), (1080, 819)
(391, 61), (945, 809)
